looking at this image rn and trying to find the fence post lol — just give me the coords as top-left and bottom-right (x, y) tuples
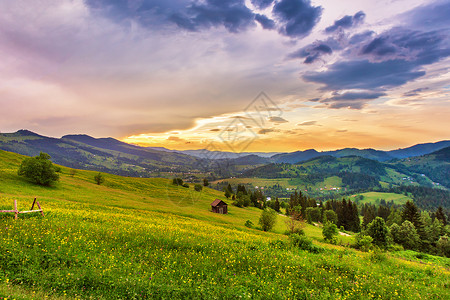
(14, 199), (18, 220)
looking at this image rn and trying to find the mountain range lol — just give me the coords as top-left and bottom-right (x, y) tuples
(0, 130), (449, 182)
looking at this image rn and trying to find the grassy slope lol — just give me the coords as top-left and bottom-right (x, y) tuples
(0, 150), (449, 299)
(350, 192), (413, 205)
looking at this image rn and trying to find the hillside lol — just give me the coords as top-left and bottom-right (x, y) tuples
(0, 150), (448, 299)
(272, 140), (450, 163)
(0, 130), (201, 177)
(392, 146), (450, 188)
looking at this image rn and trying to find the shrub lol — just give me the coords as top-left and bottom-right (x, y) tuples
(355, 234), (373, 252)
(94, 173), (105, 185)
(244, 220), (253, 228)
(17, 152), (59, 186)
(285, 212), (305, 235)
(322, 221), (339, 244)
(289, 233), (312, 250)
(194, 184), (203, 192)
(182, 183), (189, 188)
(259, 208), (277, 232)
(289, 234), (323, 253)
(172, 178), (184, 186)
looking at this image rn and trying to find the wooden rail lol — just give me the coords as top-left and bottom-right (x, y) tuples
(0, 198), (44, 219)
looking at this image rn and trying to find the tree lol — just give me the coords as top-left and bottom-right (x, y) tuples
(386, 208), (402, 226)
(394, 221), (420, 250)
(94, 173), (105, 185)
(437, 235), (450, 257)
(203, 178), (209, 187)
(323, 210), (338, 224)
(274, 197), (281, 212)
(365, 217), (390, 248)
(436, 206), (447, 226)
(18, 152), (59, 186)
(194, 184), (203, 192)
(285, 209), (305, 235)
(224, 189), (231, 199)
(305, 207), (321, 223)
(402, 201), (426, 241)
(259, 208), (277, 232)
(322, 221), (338, 244)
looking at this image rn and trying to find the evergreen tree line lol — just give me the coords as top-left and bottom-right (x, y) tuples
(356, 202), (449, 257)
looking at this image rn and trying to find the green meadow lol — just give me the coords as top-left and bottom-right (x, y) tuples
(0, 150), (449, 299)
(351, 192), (413, 205)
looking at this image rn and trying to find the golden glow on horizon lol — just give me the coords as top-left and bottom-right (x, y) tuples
(122, 100), (450, 152)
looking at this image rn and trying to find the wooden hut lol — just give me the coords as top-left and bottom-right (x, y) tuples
(211, 199), (228, 214)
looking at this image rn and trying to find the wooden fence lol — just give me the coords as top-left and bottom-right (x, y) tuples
(0, 198), (44, 219)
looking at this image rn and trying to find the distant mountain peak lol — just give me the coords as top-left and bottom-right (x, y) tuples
(16, 129), (41, 136)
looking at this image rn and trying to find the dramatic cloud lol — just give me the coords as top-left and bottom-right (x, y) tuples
(251, 0), (274, 10)
(255, 14), (276, 30)
(304, 27), (450, 91)
(273, 0), (322, 38)
(349, 31), (374, 45)
(304, 59), (426, 91)
(320, 91), (387, 109)
(299, 1), (450, 111)
(288, 42), (332, 63)
(1, 0), (449, 152)
(325, 11), (365, 33)
(171, 0), (256, 33)
(327, 91), (386, 101)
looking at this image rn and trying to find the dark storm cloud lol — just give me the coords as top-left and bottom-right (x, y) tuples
(288, 42), (332, 63)
(300, 1), (450, 110)
(86, 0), (185, 27)
(349, 31), (374, 44)
(304, 27), (450, 91)
(359, 28), (450, 63)
(272, 0), (322, 38)
(325, 11), (365, 33)
(87, 0), (257, 33)
(86, 0), (326, 37)
(320, 91), (386, 110)
(327, 91), (386, 101)
(255, 14), (276, 30)
(251, 0), (274, 10)
(170, 0), (256, 33)
(303, 59), (426, 91)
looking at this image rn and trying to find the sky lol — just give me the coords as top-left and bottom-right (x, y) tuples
(0, 0), (449, 152)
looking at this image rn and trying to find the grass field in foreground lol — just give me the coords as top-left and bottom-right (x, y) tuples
(0, 150), (449, 299)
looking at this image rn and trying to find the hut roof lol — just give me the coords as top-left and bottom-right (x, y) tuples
(211, 199), (227, 207)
